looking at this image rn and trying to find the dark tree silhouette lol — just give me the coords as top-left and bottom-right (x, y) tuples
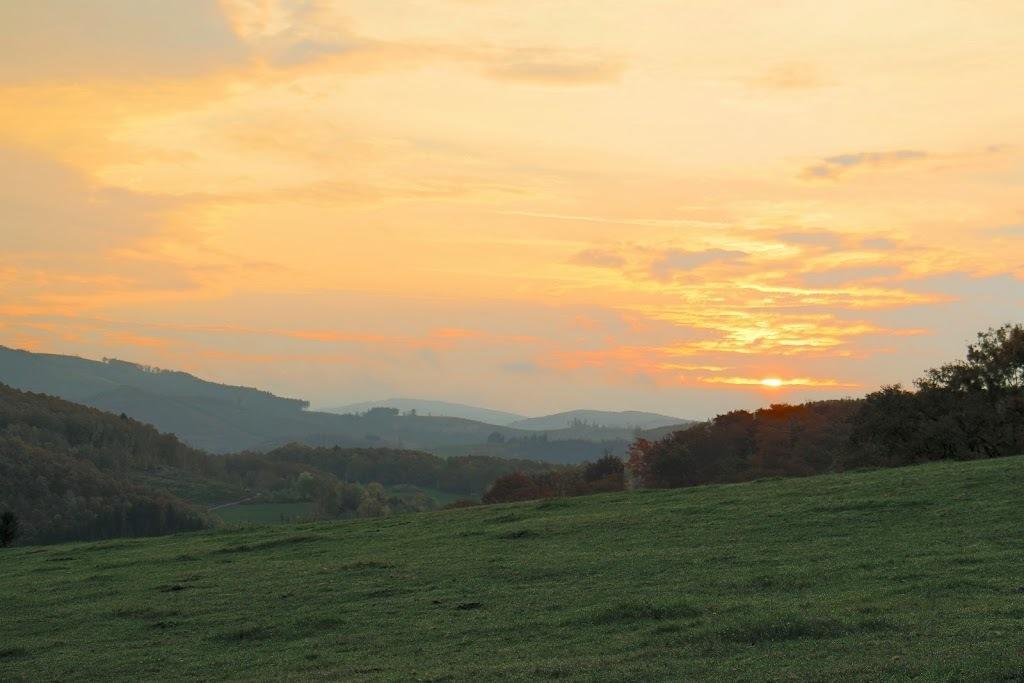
(1, 511), (20, 547)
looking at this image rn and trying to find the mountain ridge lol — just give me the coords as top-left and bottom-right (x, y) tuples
(0, 346), (694, 460)
(325, 398), (526, 426)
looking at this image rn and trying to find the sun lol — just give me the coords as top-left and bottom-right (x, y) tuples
(761, 378), (784, 388)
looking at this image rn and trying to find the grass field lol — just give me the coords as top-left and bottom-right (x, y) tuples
(211, 502), (315, 525)
(4, 457), (1023, 681)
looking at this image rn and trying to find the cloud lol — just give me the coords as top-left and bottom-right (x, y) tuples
(802, 266), (903, 288)
(0, 0), (247, 84)
(650, 249), (747, 280)
(268, 38), (360, 67)
(484, 50), (624, 85)
(986, 223), (1024, 237)
(775, 231), (844, 249)
(571, 249), (626, 268)
(802, 150), (928, 180)
(860, 238), (898, 250)
(501, 361), (541, 374)
(0, 144), (172, 252)
(744, 62), (830, 91)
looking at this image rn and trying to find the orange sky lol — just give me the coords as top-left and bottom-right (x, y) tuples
(1, 0), (1022, 417)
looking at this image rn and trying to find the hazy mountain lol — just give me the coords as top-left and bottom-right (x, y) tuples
(0, 345), (308, 411)
(0, 346), (694, 460)
(326, 398), (525, 426)
(510, 410), (693, 432)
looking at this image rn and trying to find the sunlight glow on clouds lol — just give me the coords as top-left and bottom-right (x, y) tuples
(1, 0), (1023, 416)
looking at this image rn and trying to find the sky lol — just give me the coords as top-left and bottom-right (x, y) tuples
(1, 0), (1023, 418)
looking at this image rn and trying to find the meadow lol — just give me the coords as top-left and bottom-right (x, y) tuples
(211, 502), (315, 525)
(3, 456), (1023, 681)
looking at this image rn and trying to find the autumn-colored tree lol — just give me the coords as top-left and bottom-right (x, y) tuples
(625, 438), (654, 486)
(357, 483), (391, 517)
(482, 472), (544, 504)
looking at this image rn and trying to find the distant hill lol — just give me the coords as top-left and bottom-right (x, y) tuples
(326, 398), (525, 426)
(0, 346), (694, 460)
(0, 345), (308, 411)
(0, 345), (321, 452)
(510, 409), (692, 431)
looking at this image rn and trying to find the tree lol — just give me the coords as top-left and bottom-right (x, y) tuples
(295, 471), (316, 499)
(917, 324), (1024, 458)
(357, 483), (391, 517)
(583, 454), (624, 482)
(1, 511), (21, 547)
(482, 472), (543, 503)
(625, 438), (654, 486)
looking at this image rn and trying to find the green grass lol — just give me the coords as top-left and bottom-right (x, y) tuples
(386, 484), (468, 506)
(212, 502), (315, 525)
(4, 457), (1024, 681)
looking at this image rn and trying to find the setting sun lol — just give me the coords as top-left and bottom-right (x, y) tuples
(0, 0), (1022, 420)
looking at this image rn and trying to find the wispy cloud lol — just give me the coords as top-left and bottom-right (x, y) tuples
(986, 223), (1024, 237)
(571, 249), (626, 269)
(484, 51), (624, 85)
(649, 249), (747, 280)
(774, 231), (844, 249)
(743, 62), (830, 91)
(801, 265), (903, 288)
(802, 150), (928, 180)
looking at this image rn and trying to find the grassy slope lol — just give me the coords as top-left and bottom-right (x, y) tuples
(4, 457), (1024, 681)
(212, 502), (316, 525)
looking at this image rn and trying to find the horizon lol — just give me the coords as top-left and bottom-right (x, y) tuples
(2, 1), (1023, 418)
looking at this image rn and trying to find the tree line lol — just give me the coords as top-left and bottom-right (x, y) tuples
(483, 324), (1024, 502)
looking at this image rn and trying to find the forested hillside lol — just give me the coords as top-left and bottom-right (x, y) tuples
(264, 444), (557, 495)
(0, 385), (568, 545)
(0, 384), (216, 544)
